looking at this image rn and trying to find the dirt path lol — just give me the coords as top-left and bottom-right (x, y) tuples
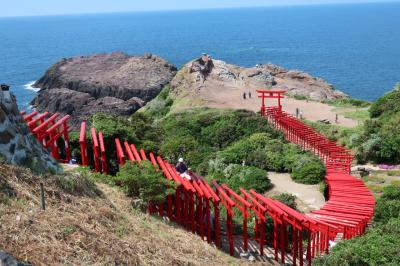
(266, 172), (325, 212)
(202, 84), (359, 128)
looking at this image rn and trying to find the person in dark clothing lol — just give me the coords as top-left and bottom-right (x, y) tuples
(176, 158), (191, 180)
(248, 91), (252, 98)
(243, 92), (247, 99)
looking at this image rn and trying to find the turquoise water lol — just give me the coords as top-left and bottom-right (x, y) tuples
(0, 2), (399, 109)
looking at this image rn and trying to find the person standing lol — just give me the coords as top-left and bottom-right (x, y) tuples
(296, 108), (299, 118)
(335, 114), (339, 123)
(243, 92), (247, 99)
(248, 91), (252, 98)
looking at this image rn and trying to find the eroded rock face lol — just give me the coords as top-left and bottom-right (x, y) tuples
(31, 52), (177, 128)
(170, 58), (346, 101)
(0, 87), (59, 173)
(32, 89), (144, 129)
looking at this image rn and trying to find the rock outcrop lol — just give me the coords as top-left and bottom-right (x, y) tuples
(0, 85), (59, 173)
(31, 52), (177, 128)
(170, 58), (346, 103)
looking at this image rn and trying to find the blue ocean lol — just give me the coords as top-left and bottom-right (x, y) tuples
(0, 2), (399, 110)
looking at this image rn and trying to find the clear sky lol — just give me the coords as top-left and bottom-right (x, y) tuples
(1, 0), (398, 17)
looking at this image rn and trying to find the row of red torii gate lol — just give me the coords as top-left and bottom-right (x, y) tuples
(20, 90), (375, 266)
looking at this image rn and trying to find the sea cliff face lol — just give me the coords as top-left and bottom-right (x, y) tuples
(31, 52), (177, 128)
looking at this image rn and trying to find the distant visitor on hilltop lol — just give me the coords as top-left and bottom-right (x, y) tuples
(190, 53), (214, 82)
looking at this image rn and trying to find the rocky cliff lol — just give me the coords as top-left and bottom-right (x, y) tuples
(142, 57), (347, 115)
(31, 52), (177, 128)
(0, 85), (59, 173)
(170, 58), (346, 103)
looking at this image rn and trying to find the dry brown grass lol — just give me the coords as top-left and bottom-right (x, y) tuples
(0, 163), (247, 266)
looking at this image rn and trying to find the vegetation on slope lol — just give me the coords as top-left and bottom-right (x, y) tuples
(354, 84), (400, 163)
(308, 84), (400, 164)
(314, 183), (400, 266)
(0, 163), (241, 266)
(88, 108), (326, 188)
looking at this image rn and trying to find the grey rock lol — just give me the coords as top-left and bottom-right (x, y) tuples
(31, 52), (177, 128)
(0, 250), (31, 266)
(0, 89), (60, 173)
(170, 58), (345, 102)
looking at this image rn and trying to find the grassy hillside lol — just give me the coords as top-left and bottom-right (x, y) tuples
(354, 84), (400, 163)
(0, 163), (244, 266)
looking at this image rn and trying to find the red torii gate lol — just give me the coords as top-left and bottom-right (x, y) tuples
(78, 122), (108, 173)
(45, 115), (71, 162)
(257, 90), (286, 115)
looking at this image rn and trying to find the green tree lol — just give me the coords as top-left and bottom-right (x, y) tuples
(114, 161), (176, 204)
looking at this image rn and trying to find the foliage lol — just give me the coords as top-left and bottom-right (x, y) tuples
(314, 183), (400, 266)
(215, 133), (322, 179)
(88, 107), (325, 188)
(374, 184), (400, 223)
(369, 84), (400, 118)
(349, 84), (400, 163)
(306, 120), (361, 148)
(142, 85), (174, 117)
(314, 217), (400, 266)
(323, 98), (371, 108)
(217, 133), (287, 171)
(207, 161), (271, 193)
(291, 156), (325, 184)
(113, 161), (176, 204)
(272, 193), (298, 210)
(343, 109), (370, 122)
(89, 112), (162, 173)
(92, 113), (139, 144)
(157, 108), (282, 169)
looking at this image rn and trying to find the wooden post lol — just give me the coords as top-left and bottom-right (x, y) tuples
(40, 182), (45, 211)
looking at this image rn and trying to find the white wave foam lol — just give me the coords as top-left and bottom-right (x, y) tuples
(23, 81), (40, 92)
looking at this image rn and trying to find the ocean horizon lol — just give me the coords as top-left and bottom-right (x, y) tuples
(1, 1), (399, 109)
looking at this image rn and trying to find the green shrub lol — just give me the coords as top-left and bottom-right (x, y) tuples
(208, 162), (271, 193)
(374, 184), (400, 223)
(272, 193), (298, 210)
(162, 108), (281, 149)
(114, 161), (175, 204)
(291, 157), (325, 184)
(217, 133), (308, 173)
(352, 84), (400, 163)
(92, 113), (138, 144)
(370, 84), (400, 118)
